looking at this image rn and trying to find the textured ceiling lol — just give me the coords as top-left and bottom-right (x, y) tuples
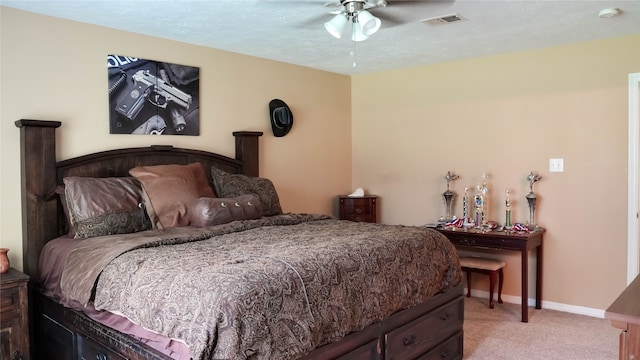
(2, 0), (639, 75)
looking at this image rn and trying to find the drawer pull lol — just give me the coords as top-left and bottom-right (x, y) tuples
(402, 335), (417, 346)
(440, 350), (450, 358)
(440, 311), (453, 321)
(96, 353), (107, 360)
(354, 209), (362, 213)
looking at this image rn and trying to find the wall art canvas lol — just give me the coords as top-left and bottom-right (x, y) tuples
(107, 55), (200, 135)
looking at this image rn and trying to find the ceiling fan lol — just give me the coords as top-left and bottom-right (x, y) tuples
(321, 0), (436, 41)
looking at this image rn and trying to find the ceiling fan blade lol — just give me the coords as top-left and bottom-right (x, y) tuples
(372, 0), (456, 27)
(324, 1), (342, 8)
(385, 0), (456, 6)
(372, 11), (405, 27)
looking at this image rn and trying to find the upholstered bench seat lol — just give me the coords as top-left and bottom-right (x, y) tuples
(460, 256), (506, 309)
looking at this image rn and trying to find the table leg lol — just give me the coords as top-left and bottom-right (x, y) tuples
(521, 248), (529, 322)
(536, 243), (543, 309)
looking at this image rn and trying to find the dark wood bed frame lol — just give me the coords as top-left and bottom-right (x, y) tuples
(16, 119), (464, 360)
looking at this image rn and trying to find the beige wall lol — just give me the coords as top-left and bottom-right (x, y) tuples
(352, 35), (640, 310)
(0, 7), (352, 270)
(2, 6), (639, 312)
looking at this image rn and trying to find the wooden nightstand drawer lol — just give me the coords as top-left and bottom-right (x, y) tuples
(0, 286), (19, 312)
(78, 334), (126, 360)
(338, 195), (378, 223)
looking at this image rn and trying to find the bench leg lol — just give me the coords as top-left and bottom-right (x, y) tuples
(489, 271), (496, 309)
(498, 268), (504, 304)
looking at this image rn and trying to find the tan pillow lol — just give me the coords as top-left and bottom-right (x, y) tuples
(188, 194), (264, 227)
(129, 163), (215, 228)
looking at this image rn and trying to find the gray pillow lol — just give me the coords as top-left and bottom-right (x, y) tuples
(210, 167), (283, 216)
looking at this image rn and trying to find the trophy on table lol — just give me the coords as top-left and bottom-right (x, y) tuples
(505, 189), (512, 229)
(473, 172), (489, 226)
(463, 186), (470, 225)
(442, 171), (459, 221)
(526, 171), (542, 230)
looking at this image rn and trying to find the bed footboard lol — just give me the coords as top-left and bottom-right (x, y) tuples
(31, 283), (463, 360)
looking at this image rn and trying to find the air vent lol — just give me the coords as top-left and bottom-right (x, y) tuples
(421, 13), (466, 26)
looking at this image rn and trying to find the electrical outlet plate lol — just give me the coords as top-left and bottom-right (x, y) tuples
(549, 158), (564, 172)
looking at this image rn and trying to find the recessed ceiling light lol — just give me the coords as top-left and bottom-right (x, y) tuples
(598, 8), (622, 18)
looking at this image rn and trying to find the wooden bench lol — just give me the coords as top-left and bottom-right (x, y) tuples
(460, 256), (505, 309)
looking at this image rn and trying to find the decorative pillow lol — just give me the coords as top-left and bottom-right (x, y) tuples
(63, 177), (151, 238)
(129, 163), (216, 228)
(211, 167), (283, 216)
(188, 194), (264, 227)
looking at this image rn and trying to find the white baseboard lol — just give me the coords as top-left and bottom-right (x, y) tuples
(466, 288), (606, 319)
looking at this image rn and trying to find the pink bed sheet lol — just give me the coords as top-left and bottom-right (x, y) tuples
(38, 236), (190, 360)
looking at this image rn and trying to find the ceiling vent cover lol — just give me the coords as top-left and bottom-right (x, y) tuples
(421, 13), (466, 26)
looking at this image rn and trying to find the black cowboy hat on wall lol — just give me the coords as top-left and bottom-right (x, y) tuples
(269, 99), (293, 137)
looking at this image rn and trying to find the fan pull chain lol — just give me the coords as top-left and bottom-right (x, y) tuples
(352, 22), (358, 68)
(352, 44), (357, 68)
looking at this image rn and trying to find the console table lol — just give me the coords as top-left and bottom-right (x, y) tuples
(436, 227), (544, 322)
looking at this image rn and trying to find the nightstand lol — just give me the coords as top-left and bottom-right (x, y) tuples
(1, 268), (30, 360)
(338, 195), (378, 223)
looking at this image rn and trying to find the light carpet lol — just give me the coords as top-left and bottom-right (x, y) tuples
(463, 297), (620, 359)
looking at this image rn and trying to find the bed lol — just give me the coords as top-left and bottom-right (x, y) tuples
(16, 119), (464, 360)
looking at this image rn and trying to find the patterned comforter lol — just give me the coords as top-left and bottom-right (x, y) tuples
(59, 214), (462, 360)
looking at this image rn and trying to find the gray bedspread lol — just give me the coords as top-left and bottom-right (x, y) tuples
(59, 214), (461, 360)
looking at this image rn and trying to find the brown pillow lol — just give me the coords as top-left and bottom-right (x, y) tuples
(63, 177), (151, 238)
(188, 194), (264, 227)
(129, 163), (215, 228)
(211, 167), (283, 216)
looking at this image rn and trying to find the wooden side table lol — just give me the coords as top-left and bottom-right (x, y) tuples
(605, 274), (640, 360)
(437, 227), (544, 322)
(0, 268), (30, 360)
(338, 195), (378, 223)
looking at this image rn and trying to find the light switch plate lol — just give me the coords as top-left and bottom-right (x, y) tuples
(549, 158), (564, 172)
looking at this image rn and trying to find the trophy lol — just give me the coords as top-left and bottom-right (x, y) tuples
(473, 172), (489, 226)
(463, 186), (469, 224)
(526, 171), (542, 229)
(442, 171), (459, 221)
(505, 189), (512, 228)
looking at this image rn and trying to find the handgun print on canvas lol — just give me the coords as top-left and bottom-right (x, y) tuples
(107, 55), (200, 135)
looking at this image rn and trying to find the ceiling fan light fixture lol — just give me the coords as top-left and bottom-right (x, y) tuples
(351, 22), (369, 42)
(324, 14), (348, 38)
(357, 10), (381, 35)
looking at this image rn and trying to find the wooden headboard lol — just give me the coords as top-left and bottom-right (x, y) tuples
(15, 119), (263, 282)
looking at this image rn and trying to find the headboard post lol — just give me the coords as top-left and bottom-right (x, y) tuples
(233, 131), (263, 177)
(15, 119), (61, 281)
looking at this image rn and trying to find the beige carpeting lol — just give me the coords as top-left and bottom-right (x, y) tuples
(463, 297), (620, 359)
